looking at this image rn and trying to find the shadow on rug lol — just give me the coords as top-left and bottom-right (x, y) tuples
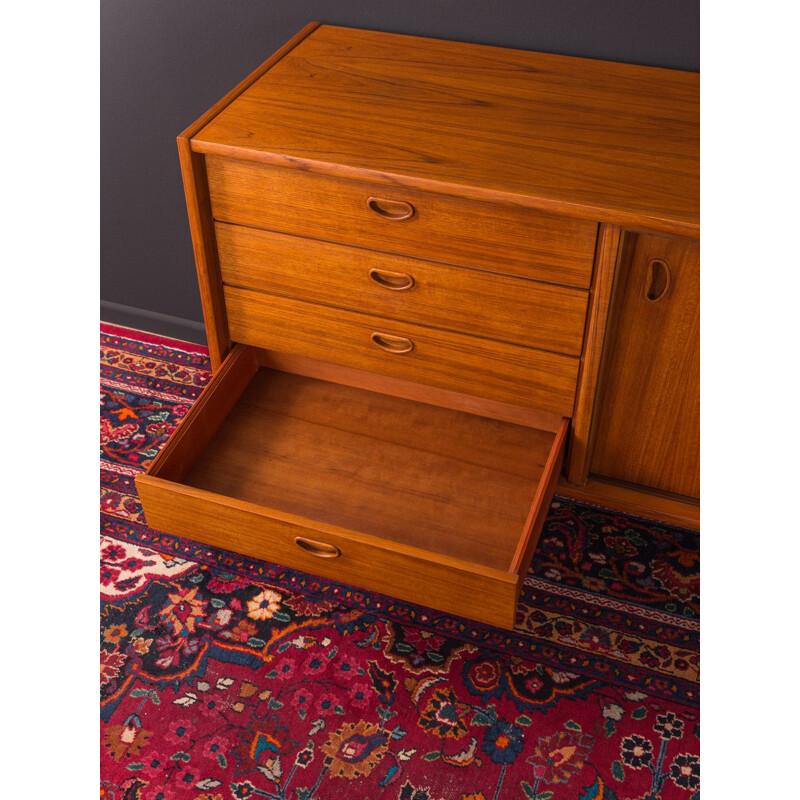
(100, 323), (699, 800)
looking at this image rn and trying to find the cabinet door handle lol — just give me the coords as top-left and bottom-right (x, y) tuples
(294, 536), (341, 559)
(644, 258), (672, 302)
(371, 331), (415, 354)
(367, 196), (415, 221)
(368, 268), (416, 291)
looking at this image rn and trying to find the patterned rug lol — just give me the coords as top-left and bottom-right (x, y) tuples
(100, 323), (699, 800)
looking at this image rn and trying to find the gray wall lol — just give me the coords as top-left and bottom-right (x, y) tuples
(101, 0), (699, 344)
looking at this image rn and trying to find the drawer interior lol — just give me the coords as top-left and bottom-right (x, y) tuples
(143, 345), (566, 575)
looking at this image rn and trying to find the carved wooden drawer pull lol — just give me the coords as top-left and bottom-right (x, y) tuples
(368, 268), (416, 291)
(644, 258), (672, 302)
(370, 331), (415, 354)
(294, 536), (341, 558)
(366, 196), (415, 221)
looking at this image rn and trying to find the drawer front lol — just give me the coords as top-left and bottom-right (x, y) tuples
(224, 286), (579, 416)
(206, 156), (598, 288)
(216, 223), (589, 356)
(136, 476), (520, 628)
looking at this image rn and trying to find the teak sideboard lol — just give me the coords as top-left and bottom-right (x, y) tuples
(135, 23), (700, 629)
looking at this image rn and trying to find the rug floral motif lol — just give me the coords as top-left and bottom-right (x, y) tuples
(100, 323), (699, 800)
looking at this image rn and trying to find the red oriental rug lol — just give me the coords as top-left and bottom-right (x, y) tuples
(100, 323), (699, 800)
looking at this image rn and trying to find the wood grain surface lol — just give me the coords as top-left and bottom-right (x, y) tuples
(182, 368), (555, 571)
(215, 222), (589, 355)
(589, 234), (699, 498)
(556, 477), (700, 531)
(141, 343), (258, 483)
(193, 25), (699, 237)
(224, 286), (580, 415)
(255, 350), (566, 432)
(136, 475), (520, 629)
(565, 224), (623, 483)
(206, 156), (598, 287)
(510, 418), (569, 577)
(176, 144), (231, 370)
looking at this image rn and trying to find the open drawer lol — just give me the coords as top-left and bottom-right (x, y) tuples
(135, 344), (568, 629)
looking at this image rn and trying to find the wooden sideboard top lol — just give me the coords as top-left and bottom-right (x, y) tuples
(189, 24), (699, 237)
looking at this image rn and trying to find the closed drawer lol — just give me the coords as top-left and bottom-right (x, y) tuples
(206, 156), (598, 288)
(224, 285), (579, 416)
(136, 345), (568, 629)
(216, 222), (589, 356)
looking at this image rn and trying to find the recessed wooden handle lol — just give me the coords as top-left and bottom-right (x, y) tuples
(644, 258), (672, 302)
(366, 196), (415, 221)
(368, 268), (416, 291)
(370, 331), (414, 354)
(294, 536), (341, 559)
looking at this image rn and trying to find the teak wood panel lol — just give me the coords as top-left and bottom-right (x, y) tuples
(183, 369), (555, 571)
(145, 344), (259, 483)
(510, 418), (569, 577)
(137, 477), (520, 629)
(590, 234), (699, 498)
(215, 222), (589, 355)
(193, 25), (699, 237)
(557, 477), (699, 531)
(256, 350), (566, 432)
(223, 286), (580, 416)
(205, 156), (598, 288)
(176, 145), (230, 370)
(565, 224), (623, 484)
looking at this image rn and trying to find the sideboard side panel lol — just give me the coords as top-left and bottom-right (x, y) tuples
(177, 144), (230, 369)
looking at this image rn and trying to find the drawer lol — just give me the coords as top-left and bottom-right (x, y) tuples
(135, 344), (568, 629)
(205, 156), (598, 288)
(216, 222), (589, 356)
(224, 285), (579, 416)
